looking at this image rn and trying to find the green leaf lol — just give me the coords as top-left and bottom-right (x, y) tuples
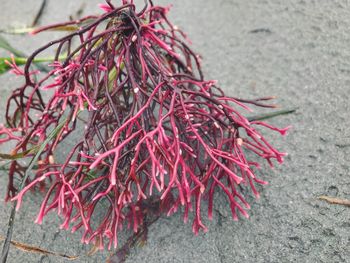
(0, 58), (11, 74)
(0, 35), (67, 75)
(0, 56), (66, 75)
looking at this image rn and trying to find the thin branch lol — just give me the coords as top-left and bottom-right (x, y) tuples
(0, 235), (78, 260)
(248, 107), (298, 122)
(31, 0), (48, 27)
(318, 196), (350, 207)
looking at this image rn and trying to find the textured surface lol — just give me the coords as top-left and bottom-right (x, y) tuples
(0, 0), (350, 262)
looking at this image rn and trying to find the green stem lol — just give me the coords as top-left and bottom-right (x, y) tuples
(5, 55), (66, 64)
(0, 56), (66, 75)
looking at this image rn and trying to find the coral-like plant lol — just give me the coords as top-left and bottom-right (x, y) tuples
(0, 0), (289, 250)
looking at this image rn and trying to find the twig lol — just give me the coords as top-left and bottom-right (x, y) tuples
(31, 0), (48, 27)
(69, 3), (86, 21)
(248, 107), (298, 122)
(0, 203), (16, 263)
(0, 235), (78, 260)
(318, 196), (350, 207)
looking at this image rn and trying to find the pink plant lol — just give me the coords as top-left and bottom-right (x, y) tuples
(0, 0), (289, 250)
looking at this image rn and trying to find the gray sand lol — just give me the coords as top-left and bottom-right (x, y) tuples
(0, 1), (349, 262)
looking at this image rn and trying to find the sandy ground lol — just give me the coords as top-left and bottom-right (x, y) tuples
(0, 0), (349, 262)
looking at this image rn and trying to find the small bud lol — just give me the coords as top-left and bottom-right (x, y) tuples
(49, 155), (55, 164)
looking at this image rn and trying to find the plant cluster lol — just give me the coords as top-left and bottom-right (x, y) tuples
(0, 0), (288, 250)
